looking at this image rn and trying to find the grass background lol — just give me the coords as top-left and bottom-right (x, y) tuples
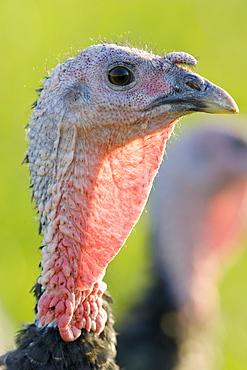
(0, 0), (247, 368)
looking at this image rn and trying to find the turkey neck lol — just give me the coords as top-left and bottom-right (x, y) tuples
(30, 118), (172, 341)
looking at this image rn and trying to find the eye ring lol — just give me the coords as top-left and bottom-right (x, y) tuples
(108, 66), (135, 86)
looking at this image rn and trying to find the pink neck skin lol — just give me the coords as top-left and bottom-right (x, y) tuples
(38, 127), (172, 341)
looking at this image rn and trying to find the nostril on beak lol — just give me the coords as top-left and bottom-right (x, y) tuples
(184, 75), (203, 92)
(185, 80), (201, 91)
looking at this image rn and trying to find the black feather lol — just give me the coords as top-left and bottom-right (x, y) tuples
(0, 291), (118, 370)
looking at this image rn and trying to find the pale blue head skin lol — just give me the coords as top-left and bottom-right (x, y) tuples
(26, 43), (238, 341)
(29, 43), (238, 219)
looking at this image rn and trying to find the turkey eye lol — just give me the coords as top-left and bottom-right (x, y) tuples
(108, 66), (134, 86)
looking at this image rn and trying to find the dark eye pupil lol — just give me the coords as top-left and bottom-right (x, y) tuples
(108, 67), (134, 86)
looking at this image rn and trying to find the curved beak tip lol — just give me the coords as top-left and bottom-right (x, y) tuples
(228, 99), (239, 114)
(218, 93), (239, 114)
(204, 84), (239, 115)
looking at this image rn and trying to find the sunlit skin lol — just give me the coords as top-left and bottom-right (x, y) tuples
(0, 43), (238, 370)
(27, 44), (238, 342)
(117, 123), (247, 370)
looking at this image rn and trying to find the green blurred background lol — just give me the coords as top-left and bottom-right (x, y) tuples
(1, 0), (247, 367)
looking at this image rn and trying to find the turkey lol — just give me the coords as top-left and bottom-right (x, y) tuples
(117, 120), (247, 370)
(0, 43), (238, 370)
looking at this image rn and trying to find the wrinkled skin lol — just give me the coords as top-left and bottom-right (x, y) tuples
(117, 122), (247, 370)
(0, 44), (238, 369)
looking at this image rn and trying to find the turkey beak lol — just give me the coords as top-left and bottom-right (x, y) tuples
(188, 78), (239, 114)
(145, 72), (239, 115)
